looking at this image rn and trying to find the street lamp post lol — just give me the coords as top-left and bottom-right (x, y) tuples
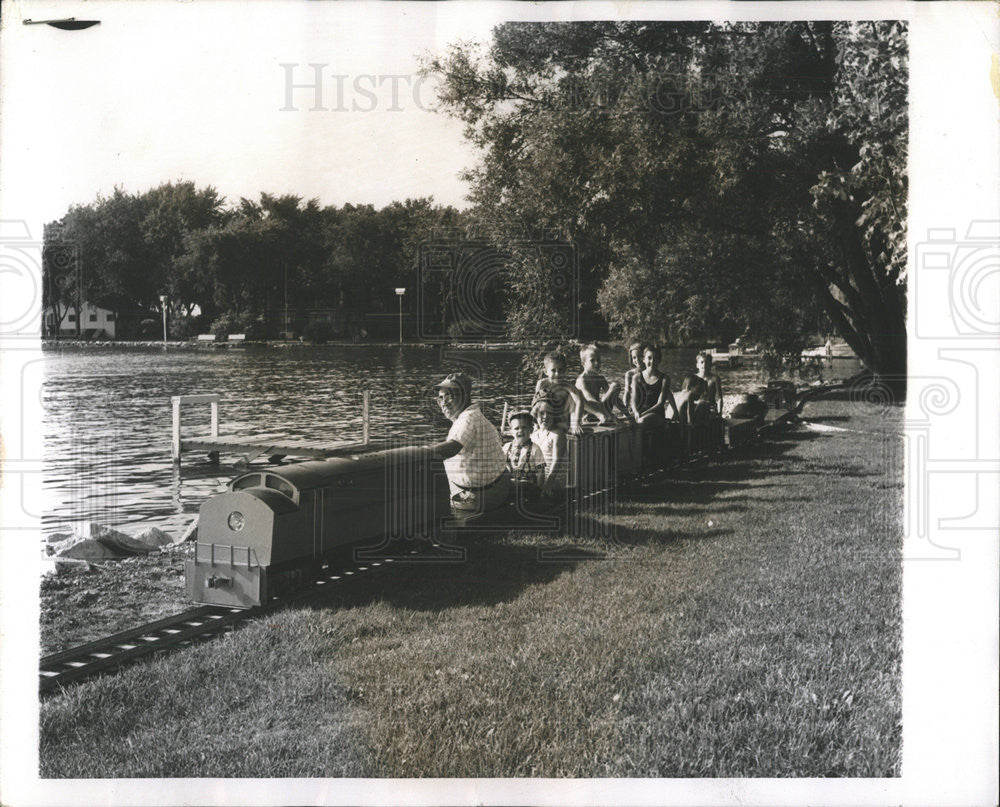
(159, 295), (168, 345)
(395, 287), (406, 345)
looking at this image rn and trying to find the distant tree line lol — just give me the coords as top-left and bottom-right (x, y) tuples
(43, 184), (467, 340)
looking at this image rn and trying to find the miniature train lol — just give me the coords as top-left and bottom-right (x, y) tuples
(186, 407), (782, 609)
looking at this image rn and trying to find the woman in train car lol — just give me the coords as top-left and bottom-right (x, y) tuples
(630, 345), (678, 425)
(430, 372), (509, 512)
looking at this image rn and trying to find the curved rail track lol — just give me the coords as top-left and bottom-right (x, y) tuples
(39, 555), (405, 695)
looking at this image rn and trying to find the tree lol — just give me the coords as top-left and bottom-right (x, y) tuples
(793, 22), (907, 386)
(426, 21), (907, 391)
(142, 181), (225, 318)
(44, 189), (152, 334)
(41, 223), (82, 337)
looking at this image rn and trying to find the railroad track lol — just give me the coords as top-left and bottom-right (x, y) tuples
(39, 554), (408, 695)
(39, 604), (255, 694)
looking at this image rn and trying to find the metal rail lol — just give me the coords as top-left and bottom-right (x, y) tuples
(39, 605), (250, 694)
(39, 554), (407, 696)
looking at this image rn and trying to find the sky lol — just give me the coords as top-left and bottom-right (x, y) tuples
(0, 1), (501, 228)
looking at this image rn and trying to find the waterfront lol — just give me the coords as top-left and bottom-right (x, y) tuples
(40, 344), (858, 537)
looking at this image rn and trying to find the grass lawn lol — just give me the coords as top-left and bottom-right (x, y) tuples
(39, 397), (902, 778)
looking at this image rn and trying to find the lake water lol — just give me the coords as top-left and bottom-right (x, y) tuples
(41, 344), (856, 538)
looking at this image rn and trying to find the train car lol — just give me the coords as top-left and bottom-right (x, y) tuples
(723, 416), (759, 449)
(185, 400), (794, 608)
(186, 445), (450, 608)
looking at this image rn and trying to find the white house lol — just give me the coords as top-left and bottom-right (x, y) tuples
(45, 302), (117, 338)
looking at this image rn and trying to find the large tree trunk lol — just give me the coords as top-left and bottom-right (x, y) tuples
(810, 203), (907, 400)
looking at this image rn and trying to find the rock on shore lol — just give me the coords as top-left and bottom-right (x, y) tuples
(46, 523), (179, 560)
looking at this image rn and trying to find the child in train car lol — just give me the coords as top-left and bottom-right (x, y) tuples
(532, 350), (584, 435)
(622, 341), (644, 415)
(531, 397), (569, 493)
(504, 410), (545, 499)
(630, 345), (678, 425)
(672, 374), (713, 425)
(695, 351), (724, 414)
(575, 344), (625, 424)
(728, 392), (767, 424)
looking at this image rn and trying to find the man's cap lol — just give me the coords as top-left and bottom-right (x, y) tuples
(434, 372), (472, 399)
(508, 409), (534, 424)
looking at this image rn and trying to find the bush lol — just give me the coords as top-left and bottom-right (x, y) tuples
(302, 319), (337, 344)
(169, 314), (206, 340)
(210, 311), (265, 340)
(447, 317), (504, 341)
(138, 318), (159, 338)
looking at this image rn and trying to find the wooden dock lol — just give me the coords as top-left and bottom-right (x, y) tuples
(172, 392), (371, 464)
(181, 433), (366, 463)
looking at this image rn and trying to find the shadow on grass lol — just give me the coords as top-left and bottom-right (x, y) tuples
(588, 523), (736, 550)
(618, 429), (820, 493)
(311, 534), (600, 613)
(299, 425), (842, 615)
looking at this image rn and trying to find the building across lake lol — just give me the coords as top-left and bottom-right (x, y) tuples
(44, 302), (116, 339)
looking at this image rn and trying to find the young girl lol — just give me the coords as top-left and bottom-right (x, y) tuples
(504, 410), (545, 493)
(531, 397), (569, 492)
(695, 351), (723, 413)
(575, 344), (624, 423)
(532, 351), (584, 435)
(622, 342), (644, 416)
(630, 345), (678, 424)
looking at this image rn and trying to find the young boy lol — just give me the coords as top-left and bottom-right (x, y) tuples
(504, 410), (546, 495)
(532, 350), (584, 435)
(695, 351), (723, 413)
(575, 344), (625, 423)
(672, 374), (711, 425)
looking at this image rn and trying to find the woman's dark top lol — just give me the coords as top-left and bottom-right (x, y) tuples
(635, 373), (666, 420)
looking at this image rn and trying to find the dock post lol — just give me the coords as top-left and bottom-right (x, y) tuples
(362, 390), (371, 445)
(171, 396), (182, 463)
(170, 393), (222, 464)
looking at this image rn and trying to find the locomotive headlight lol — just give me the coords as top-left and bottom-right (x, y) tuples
(227, 511), (246, 531)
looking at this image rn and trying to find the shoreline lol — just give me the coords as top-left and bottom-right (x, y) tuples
(38, 338), (627, 351)
(38, 337), (858, 357)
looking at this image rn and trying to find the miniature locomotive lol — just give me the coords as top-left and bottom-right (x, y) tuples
(186, 445), (450, 607)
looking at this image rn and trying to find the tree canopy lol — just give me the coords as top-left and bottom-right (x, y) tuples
(426, 20), (907, 388)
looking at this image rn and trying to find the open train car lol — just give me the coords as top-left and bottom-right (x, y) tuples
(454, 413), (766, 530)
